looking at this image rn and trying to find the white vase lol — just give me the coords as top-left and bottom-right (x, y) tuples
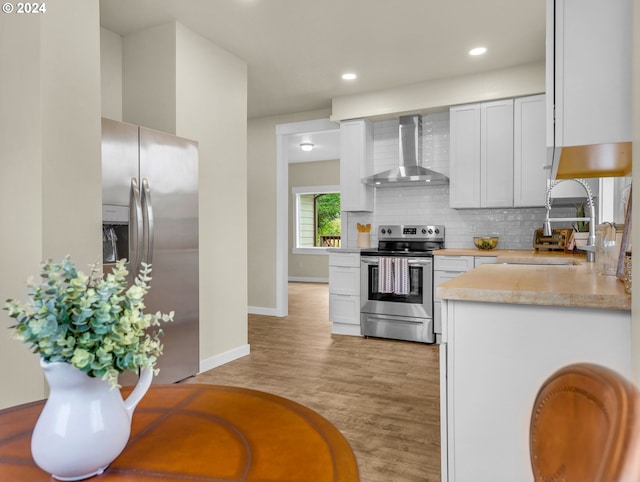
(31, 360), (153, 481)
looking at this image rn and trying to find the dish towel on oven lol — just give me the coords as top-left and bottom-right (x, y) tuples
(377, 257), (410, 295)
(378, 257), (394, 293)
(393, 257), (410, 295)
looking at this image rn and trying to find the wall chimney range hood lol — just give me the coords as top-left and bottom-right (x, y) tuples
(362, 115), (449, 187)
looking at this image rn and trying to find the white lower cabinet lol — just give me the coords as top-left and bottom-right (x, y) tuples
(473, 256), (497, 267)
(440, 299), (631, 481)
(434, 255), (497, 341)
(329, 252), (361, 336)
(433, 256), (474, 342)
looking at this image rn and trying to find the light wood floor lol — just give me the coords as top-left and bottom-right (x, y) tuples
(185, 282), (441, 482)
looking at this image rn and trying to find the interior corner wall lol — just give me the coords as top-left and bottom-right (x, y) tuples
(122, 22), (177, 134)
(175, 23), (249, 358)
(0, 0), (102, 409)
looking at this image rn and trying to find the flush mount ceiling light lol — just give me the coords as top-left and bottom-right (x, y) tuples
(469, 47), (487, 56)
(300, 143), (314, 152)
(341, 73), (357, 80)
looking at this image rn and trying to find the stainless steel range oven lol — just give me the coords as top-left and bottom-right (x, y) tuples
(360, 224), (445, 344)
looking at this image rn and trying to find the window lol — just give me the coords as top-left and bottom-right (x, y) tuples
(292, 186), (341, 253)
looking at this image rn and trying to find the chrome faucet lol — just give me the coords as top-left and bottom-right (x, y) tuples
(543, 179), (596, 262)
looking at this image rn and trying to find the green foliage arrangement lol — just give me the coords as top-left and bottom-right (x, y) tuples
(4, 257), (174, 388)
(575, 203), (589, 232)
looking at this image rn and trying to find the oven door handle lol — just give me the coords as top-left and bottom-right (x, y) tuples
(407, 258), (433, 266)
(361, 257), (432, 266)
(361, 257), (379, 265)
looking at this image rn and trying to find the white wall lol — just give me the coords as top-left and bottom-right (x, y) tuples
(100, 27), (123, 121)
(247, 109), (332, 312)
(123, 23), (177, 134)
(175, 23), (249, 363)
(0, 0), (102, 409)
(117, 21), (249, 370)
(288, 159), (340, 281)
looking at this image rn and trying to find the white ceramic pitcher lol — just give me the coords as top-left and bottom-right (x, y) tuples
(31, 360), (153, 481)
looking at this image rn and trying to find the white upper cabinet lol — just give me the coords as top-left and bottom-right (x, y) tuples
(514, 95), (547, 207)
(450, 100), (513, 208)
(449, 104), (481, 208)
(481, 100), (514, 208)
(339, 119), (374, 212)
(546, 0), (632, 178)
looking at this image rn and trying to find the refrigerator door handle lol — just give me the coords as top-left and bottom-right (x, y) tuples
(141, 178), (154, 267)
(129, 177), (143, 278)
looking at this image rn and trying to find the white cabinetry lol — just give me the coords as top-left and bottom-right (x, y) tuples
(339, 119), (373, 212)
(514, 95), (547, 207)
(450, 100), (514, 208)
(546, 0), (632, 178)
(481, 100), (514, 207)
(449, 105), (480, 208)
(473, 256), (497, 268)
(434, 255), (497, 342)
(433, 256), (474, 341)
(329, 252), (361, 336)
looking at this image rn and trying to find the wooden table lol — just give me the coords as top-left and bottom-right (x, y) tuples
(0, 384), (359, 481)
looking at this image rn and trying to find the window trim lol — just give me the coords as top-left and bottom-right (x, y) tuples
(292, 185), (340, 255)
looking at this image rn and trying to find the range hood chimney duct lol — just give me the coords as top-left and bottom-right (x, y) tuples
(362, 115), (449, 187)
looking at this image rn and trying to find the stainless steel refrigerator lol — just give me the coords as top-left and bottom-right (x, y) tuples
(101, 117), (199, 384)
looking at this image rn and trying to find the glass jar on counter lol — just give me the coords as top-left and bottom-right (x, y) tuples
(595, 223), (622, 276)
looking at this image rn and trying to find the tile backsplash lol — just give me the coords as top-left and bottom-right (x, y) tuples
(345, 112), (574, 250)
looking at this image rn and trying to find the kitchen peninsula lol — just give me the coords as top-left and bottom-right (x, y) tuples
(436, 252), (631, 481)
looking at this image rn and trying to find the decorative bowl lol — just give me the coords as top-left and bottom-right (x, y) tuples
(473, 235), (499, 250)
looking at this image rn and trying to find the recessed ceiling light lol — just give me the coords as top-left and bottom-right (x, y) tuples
(469, 47), (487, 56)
(342, 73), (357, 80)
(300, 143), (314, 152)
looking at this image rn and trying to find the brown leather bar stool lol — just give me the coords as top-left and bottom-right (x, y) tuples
(530, 363), (640, 482)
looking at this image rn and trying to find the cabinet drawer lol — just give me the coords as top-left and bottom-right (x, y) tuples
(474, 256), (497, 267)
(329, 294), (361, 325)
(434, 271), (463, 301)
(329, 252), (361, 268)
(434, 255), (474, 272)
(329, 267), (360, 295)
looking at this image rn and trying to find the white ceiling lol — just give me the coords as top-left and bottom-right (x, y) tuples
(99, 0), (546, 120)
(286, 129), (341, 163)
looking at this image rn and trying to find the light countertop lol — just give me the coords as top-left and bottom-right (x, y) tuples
(327, 248), (364, 254)
(432, 248), (587, 259)
(436, 252), (630, 311)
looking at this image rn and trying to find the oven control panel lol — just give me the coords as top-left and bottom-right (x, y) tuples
(378, 224), (445, 241)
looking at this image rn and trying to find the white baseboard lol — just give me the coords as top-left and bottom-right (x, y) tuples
(331, 323), (362, 336)
(199, 344), (250, 374)
(248, 306), (282, 316)
(288, 277), (329, 283)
